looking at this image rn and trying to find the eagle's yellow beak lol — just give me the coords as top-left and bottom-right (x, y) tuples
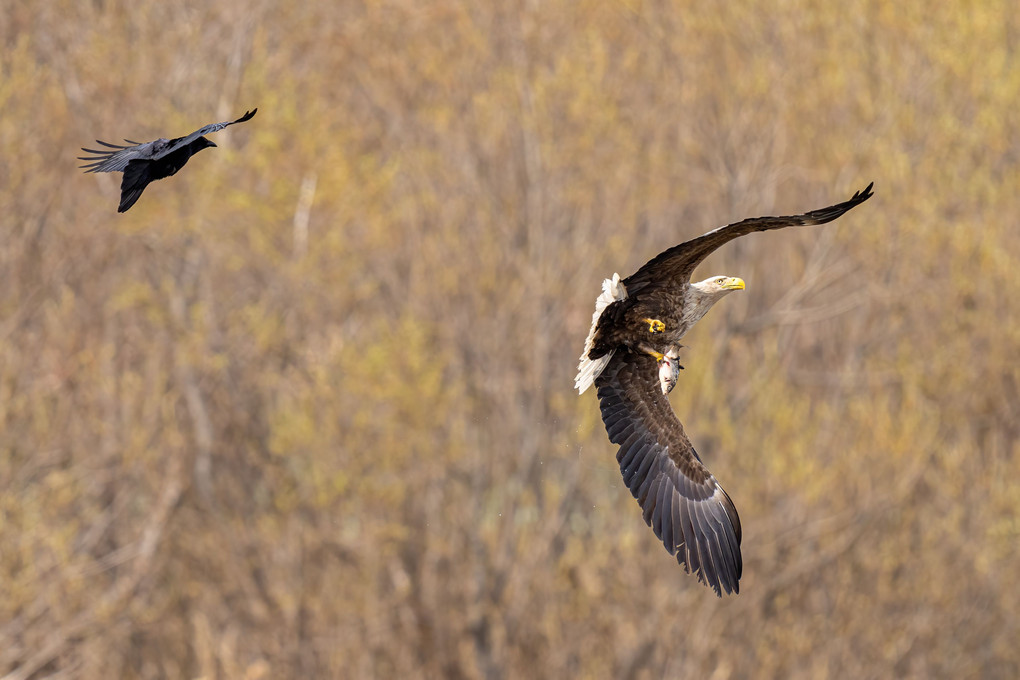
(723, 277), (746, 291)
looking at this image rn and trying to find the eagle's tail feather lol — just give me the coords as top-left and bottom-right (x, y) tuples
(575, 273), (627, 394)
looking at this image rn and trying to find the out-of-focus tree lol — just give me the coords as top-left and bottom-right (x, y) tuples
(1, 0), (1017, 678)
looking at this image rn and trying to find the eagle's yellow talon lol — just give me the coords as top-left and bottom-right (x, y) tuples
(643, 318), (666, 334)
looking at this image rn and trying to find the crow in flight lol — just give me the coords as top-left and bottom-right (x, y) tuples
(79, 109), (257, 212)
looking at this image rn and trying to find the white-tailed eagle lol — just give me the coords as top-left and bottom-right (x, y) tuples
(576, 183), (874, 595)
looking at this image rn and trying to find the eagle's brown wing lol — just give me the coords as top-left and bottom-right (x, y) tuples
(623, 183), (874, 295)
(595, 350), (742, 596)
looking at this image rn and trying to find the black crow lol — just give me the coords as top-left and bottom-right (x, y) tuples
(79, 108), (257, 212)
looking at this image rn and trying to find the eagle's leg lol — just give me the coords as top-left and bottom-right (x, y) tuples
(637, 342), (665, 362)
(637, 342), (685, 371)
(642, 318), (666, 334)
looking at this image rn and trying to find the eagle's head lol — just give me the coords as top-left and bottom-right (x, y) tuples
(691, 275), (746, 300)
(681, 275), (746, 332)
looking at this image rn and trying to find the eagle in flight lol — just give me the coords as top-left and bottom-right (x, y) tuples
(79, 108), (257, 212)
(576, 183), (874, 596)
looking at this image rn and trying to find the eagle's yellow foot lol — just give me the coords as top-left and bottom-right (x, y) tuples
(643, 318), (666, 334)
(645, 348), (665, 362)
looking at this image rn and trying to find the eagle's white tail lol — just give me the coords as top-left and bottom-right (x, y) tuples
(574, 273), (627, 394)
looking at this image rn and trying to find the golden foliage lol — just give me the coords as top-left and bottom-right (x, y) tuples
(2, 1), (1018, 678)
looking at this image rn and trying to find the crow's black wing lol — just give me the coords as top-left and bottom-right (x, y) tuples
(78, 139), (166, 173)
(78, 108), (257, 173)
(117, 160), (153, 213)
(155, 108), (257, 159)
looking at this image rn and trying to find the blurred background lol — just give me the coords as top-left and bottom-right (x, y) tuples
(2, 1), (1018, 678)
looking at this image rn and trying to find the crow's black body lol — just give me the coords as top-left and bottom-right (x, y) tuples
(115, 137), (214, 212)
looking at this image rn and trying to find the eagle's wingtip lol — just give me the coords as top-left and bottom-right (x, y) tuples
(854, 181), (875, 202)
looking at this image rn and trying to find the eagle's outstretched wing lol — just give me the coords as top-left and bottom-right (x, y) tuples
(623, 183), (874, 295)
(595, 350), (742, 596)
(78, 109), (258, 174)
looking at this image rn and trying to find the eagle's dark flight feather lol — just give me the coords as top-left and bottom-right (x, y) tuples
(623, 182), (874, 296)
(596, 350), (742, 596)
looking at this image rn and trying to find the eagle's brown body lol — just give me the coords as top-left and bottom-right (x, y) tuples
(590, 287), (700, 361)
